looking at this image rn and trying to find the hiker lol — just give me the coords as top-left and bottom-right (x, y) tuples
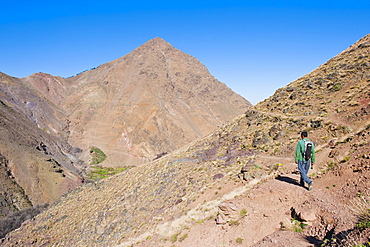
(295, 131), (316, 191)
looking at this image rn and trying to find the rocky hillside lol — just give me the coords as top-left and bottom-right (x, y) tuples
(2, 34), (369, 246)
(0, 38), (250, 226)
(257, 34), (370, 128)
(0, 72), (84, 217)
(63, 37), (251, 166)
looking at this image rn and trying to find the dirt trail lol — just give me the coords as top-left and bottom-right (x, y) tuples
(126, 171), (316, 246)
(119, 176), (270, 246)
(127, 137), (370, 247)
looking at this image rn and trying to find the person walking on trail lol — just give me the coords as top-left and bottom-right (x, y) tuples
(295, 131), (316, 191)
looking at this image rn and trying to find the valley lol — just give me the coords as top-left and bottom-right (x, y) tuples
(0, 34), (369, 246)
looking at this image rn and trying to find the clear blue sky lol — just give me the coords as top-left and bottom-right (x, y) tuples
(1, 1), (369, 104)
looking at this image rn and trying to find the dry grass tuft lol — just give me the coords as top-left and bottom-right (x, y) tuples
(349, 193), (370, 229)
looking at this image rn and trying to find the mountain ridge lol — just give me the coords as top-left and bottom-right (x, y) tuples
(0, 37), (251, 223)
(2, 34), (369, 246)
(62, 37), (251, 166)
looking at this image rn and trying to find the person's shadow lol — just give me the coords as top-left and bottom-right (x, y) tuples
(276, 175), (300, 186)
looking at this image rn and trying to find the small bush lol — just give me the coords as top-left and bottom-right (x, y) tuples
(240, 209), (247, 217)
(326, 161), (338, 170)
(236, 238), (244, 244)
(196, 219), (205, 224)
(292, 219), (307, 232)
(342, 156), (351, 162)
(171, 233), (178, 243)
(356, 221), (370, 230)
(280, 218), (307, 233)
(179, 233), (188, 242)
(331, 83), (342, 92)
(353, 244), (370, 247)
(349, 194), (370, 230)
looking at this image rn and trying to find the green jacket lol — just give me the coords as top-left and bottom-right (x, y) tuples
(295, 138), (316, 163)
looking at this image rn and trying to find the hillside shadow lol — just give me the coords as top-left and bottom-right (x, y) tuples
(276, 175), (300, 186)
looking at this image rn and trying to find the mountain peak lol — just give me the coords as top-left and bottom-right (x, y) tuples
(63, 36), (251, 166)
(136, 37), (174, 52)
(145, 37), (170, 45)
(147, 37), (167, 43)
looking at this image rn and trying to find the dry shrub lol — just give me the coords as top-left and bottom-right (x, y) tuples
(349, 194), (370, 229)
(280, 218), (306, 233)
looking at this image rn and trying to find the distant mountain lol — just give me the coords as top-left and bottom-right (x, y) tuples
(2, 35), (368, 246)
(63, 37), (252, 166)
(0, 38), (251, 219)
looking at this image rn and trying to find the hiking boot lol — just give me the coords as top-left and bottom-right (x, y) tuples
(308, 182), (314, 191)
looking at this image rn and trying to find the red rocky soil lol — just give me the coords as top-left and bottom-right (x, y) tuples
(133, 127), (370, 247)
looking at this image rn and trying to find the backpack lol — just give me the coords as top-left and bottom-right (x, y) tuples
(303, 140), (313, 160)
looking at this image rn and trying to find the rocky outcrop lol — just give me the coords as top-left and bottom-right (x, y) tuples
(216, 202), (243, 225)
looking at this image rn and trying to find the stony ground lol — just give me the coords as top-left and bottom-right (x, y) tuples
(129, 125), (370, 247)
(2, 106), (369, 247)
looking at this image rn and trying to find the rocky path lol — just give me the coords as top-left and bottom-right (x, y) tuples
(118, 176), (265, 246)
(128, 138), (369, 247)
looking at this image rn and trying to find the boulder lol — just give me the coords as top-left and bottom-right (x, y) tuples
(216, 202), (240, 225)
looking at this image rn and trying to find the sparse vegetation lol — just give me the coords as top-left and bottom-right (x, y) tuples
(236, 237), (244, 244)
(179, 233), (188, 242)
(89, 146), (107, 165)
(171, 233), (179, 243)
(240, 209), (247, 217)
(349, 194), (370, 230)
(88, 166), (128, 180)
(342, 156), (351, 162)
(229, 219), (240, 226)
(292, 219), (307, 232)
(332, 83), (342, 92)
(353, 243), (370, 247)
(197, 219), (205, 224)
(326, 161), (338, 171)
(280, 218), (307, 233)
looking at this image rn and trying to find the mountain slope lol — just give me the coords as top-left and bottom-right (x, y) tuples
(0, 72), (84, 216)
(0, 37), (251, 221)
(63, 37), (251, 166)
(2, 34), (369, 246)
(257, 34), (370, 128)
